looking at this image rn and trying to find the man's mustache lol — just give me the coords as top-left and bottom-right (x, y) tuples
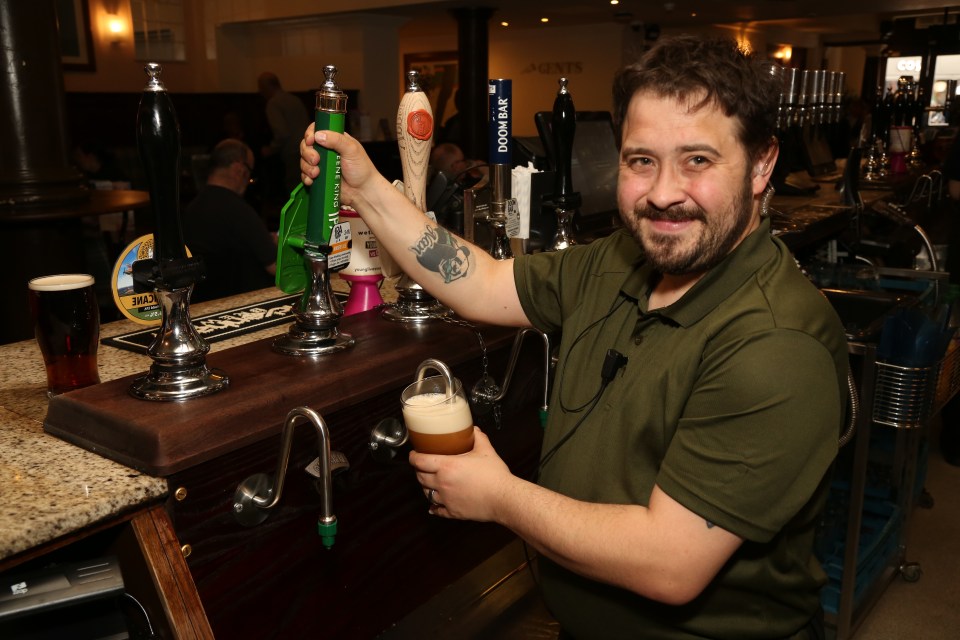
(635, 205), (707, 224)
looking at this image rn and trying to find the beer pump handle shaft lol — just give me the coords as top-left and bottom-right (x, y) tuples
(552, 77), (581, 210)
(397, 70), (434, 213)
(135, 63), (202, 290)
(307, 65), (348, 249)
(138, 63), (187, 265)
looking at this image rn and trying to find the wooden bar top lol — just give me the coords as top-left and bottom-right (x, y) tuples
(44, 304), (515, 476)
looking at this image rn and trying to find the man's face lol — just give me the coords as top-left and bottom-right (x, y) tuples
(617, 91), (769, 275)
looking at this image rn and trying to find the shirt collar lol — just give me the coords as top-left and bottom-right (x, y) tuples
(619, 218), (776, 327)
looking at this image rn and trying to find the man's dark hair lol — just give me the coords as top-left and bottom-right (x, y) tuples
(209, 138), (251, 172)
(612, 35), (779, 162)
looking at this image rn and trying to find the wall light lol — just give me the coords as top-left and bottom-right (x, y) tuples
(772, 45), (793, 63)
(101, 0), (127, 45)
(107, 17), (125, 40)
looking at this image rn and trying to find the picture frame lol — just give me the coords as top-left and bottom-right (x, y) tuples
(403, 51), (459, 132)
(57, 0), (96, 72)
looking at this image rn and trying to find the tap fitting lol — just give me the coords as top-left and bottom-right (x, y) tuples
(233, 406), (338, 548)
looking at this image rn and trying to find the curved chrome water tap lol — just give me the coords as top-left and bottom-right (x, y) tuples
(233, 406), (338, 548)
(470, 328), (552, 426)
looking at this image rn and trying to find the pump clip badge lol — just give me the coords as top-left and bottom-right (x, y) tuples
(110, 234), (193, 326)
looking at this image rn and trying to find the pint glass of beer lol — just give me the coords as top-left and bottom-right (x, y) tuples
(401, 375), (474, 455)
(28, 274), (101, 396)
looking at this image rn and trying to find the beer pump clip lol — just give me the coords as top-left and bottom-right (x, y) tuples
(273, 65), (356, 357)
(381, 70), (451, 323)
(463, 78), (519, 259)
(128, 63), (228, 401)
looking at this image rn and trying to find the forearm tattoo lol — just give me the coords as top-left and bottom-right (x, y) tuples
(409, 224), (472, 283)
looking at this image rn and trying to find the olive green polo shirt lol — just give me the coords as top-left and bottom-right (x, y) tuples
(513, 219), (848, 639)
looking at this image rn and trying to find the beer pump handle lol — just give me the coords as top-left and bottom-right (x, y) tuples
(306, 65), (348, 249)
(397, 70), (434, 213)
(135, 63), (202, 290)
(552, 77), (581, 210)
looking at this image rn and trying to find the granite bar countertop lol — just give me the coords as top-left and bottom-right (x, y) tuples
(0, 277), (396, 563)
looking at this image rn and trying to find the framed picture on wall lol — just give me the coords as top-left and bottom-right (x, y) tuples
(403, 51), (458, 133)
(57, 0), (96, 71)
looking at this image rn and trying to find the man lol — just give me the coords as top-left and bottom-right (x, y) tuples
(184, 139), (277, 302)
(301, 36), (847, 638)
(258, 71), (310, 196)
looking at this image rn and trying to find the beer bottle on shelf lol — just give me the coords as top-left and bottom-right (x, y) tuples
(879, 86), (894, 143)
(913, 86), (925, 130)
(893, 83), (908, 127)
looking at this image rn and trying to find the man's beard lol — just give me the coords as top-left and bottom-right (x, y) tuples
(625, 172), (755, 275)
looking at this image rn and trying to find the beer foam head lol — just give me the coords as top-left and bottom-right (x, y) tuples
(402, 392), (472, 434)
(29, 274), (95, 292)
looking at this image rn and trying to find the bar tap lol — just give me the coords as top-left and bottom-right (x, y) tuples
(781, 66), (800, 129)
(273, 65), (356, 356)
(382, 70), (451, 323)
(233, 406), (339, 549)
(768, 64), (816, 197)
(129, 63), (228, 401)
(463, 79), (519, 259)
(547, 77), (581, 251)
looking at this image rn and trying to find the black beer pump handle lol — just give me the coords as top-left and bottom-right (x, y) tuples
(134, 63), (203, 291)
(552, 77), (581, 210)
(138, 63), (187, 266)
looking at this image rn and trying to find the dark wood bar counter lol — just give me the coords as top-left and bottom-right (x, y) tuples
(29, 281), (549, 638)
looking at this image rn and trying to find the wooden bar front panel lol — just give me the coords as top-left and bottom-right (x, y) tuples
(168, 333), (547, 638)
(44, 309), (549, 637)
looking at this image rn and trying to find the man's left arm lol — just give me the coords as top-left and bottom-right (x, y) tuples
(411, 433), (741, 606)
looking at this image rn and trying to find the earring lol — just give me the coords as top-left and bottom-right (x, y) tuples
(760, 183), (775, 219)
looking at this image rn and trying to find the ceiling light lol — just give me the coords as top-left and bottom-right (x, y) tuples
(610, 1), (620, 5)
(501, 21), (509, 27)
(541, 17), (550, 23)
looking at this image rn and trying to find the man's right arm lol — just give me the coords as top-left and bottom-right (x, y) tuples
(300, 125), (531, 328)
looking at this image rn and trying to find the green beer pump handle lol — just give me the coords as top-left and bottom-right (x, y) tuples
(306, 65), (348, 248)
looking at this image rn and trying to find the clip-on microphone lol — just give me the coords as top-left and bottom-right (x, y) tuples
(601, 349), (628, 382)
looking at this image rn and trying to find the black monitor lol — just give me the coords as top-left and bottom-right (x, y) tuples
(534, 110), (620, 224)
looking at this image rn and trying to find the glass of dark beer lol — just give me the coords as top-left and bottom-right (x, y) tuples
(28, 274), (101, 396)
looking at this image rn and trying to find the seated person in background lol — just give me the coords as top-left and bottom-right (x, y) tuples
(183, 139), (277, 303)
(430, 141), (485, 186)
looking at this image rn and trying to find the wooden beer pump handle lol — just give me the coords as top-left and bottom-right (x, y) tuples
(396, 70), (434, 213)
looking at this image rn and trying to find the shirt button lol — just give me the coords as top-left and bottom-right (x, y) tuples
(634, 335), (643, 345)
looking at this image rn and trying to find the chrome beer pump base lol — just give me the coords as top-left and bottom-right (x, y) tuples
(274, 250), (355, 356)
(486, 163), (514, 260)
(381, 274), (452, 323)
(550, 206), (578, 252)
(129, 286), (229, 401)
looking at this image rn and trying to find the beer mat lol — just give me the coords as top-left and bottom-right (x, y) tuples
(101, 293), (344, 354)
